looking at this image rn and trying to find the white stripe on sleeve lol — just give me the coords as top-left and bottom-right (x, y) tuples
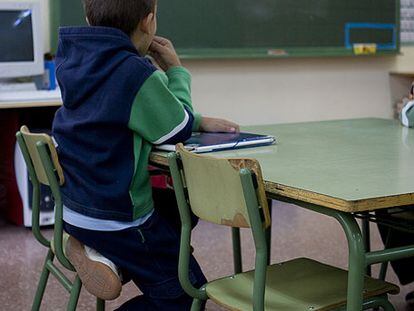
(153, 109), (190, 145)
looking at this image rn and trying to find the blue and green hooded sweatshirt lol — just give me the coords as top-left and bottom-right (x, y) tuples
(52, 27), (202, 221)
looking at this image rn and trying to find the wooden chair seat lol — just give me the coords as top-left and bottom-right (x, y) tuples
(50, 233), (70, 256)
(206, 258), (399, 311)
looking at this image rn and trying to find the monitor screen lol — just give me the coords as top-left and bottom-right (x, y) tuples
(0, 10), (34, 62)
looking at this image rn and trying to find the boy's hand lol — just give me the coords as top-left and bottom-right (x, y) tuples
(149, 36), (181, 71)
(199, 117), (240, 133)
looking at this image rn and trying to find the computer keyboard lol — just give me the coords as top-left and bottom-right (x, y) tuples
(0, 82), (37, 92)
(0, 89), (62, 102)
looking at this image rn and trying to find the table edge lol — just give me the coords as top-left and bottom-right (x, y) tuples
(150, 153), (414, 213)
(265, 182), (414, 213)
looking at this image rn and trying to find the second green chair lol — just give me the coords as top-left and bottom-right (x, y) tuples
(168, 143), (399, 311)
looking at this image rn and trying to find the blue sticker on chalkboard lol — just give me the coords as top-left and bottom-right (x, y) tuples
(344, 23), (397, 50)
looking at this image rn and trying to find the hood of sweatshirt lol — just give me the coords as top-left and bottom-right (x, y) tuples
(55, 26), (146, 109)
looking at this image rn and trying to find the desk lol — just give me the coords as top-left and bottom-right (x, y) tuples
(0, 100), (61, 224)
(0, 100), (61, 109)
(150, 118), (414, 311)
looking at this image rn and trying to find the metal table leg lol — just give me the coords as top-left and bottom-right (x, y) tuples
(362, 216), (372, 276)
(271, 196), (366, 311)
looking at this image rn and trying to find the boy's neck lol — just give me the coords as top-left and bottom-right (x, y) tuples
(130, 30), (149, 56)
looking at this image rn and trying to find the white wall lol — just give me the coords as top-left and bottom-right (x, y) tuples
(186, 46), (414, 125)
(8, 0), (414, 125)
(184, 55), (398, 125)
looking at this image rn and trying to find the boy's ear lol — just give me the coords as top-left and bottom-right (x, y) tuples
(139, 13), (155, 34)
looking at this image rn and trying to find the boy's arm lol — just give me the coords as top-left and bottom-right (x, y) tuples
(128, 70), (195, 145)
(148, 36), (240, 134)
(165, 67), (239, 133)
(165, 66), (202, 131)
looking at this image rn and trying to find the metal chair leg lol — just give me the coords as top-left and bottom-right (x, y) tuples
(265, 199), (272, 265)
(380, 300), (396, 311)
(96, 297), (105, 311)
(362, 295), (395, 311)
(31, 250), (54, 311)
(232, 227), (242, 274)
(374, 230), (393, 311)
(67, 276), (82, 311)
(191, 298), (203, 311)
(379, 228), (393, 281)
(376, 295), (396, 311)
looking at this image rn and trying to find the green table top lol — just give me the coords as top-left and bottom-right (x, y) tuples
(151, 118), (414, 212)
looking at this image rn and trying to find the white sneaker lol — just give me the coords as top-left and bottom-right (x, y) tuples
(66, 236), (122, 300)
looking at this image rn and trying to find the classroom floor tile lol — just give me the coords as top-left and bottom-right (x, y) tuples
(0, 201), (413, 310)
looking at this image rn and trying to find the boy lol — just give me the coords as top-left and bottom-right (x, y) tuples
(52, 0), (239, 309)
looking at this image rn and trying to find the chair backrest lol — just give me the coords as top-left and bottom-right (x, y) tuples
(18, 125), (64, 186)
(16, 126), (73, 270)
(175, 144), (271, 229)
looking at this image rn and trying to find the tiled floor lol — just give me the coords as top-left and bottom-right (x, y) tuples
(0, 201), (413, 310)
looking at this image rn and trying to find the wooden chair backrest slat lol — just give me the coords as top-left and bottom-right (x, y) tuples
(19, 126), (64, 186)
(176, 144), (271, 228)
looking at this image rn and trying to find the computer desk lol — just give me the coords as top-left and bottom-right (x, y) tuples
(150, 118), (414, 311)
(0, 100), (61, 109)
(0, 100), (62, 224)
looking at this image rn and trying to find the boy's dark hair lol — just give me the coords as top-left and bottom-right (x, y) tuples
(83, 0), (156, 36)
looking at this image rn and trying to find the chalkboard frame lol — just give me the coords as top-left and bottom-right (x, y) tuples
(174, 47), (399, 59)
(49, 0), (401, 59)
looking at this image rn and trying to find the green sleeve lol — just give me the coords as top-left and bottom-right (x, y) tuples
(128, 70), (194, 144)
(166, 67), (202, 131)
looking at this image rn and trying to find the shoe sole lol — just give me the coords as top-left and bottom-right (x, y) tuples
(66, 236), (122, 300)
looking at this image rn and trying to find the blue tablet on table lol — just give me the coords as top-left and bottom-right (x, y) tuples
(156, 132), (276, 153)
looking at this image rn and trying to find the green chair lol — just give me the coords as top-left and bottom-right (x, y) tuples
(168, 144), (400, 311)
(16, 126), (105, 311)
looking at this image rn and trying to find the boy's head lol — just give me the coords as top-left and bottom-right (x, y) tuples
(83, 0), (157, 54)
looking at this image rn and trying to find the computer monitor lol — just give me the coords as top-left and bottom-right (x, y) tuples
(0, 1), (44, 78)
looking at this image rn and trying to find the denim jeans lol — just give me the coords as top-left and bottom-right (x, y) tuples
(64, 189), (206, 310)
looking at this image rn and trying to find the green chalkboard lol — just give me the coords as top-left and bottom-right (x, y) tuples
(50, 0), (400, 58)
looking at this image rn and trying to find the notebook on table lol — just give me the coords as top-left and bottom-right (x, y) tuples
(155, 132), (276, 153)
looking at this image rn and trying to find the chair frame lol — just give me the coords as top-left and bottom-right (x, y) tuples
(16, 127), (105, 311)
(168, 146), (397, 311)
(169, 150), (269, 310)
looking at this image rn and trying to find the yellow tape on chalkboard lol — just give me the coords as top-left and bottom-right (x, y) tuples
(353, 44), (377, 55)
(267, 49), (288, 56)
